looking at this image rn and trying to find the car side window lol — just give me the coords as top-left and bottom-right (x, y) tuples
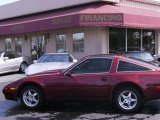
(4, 52), (15, 59)
(117, 60), (151, 72)
(71, 58), (112, 74)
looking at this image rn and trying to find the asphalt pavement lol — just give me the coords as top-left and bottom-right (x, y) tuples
(0, 73), (160, 120)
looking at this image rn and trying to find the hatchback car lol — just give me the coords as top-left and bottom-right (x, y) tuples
(124, 51), (160, 66)
(0, 51), (28, 74)
(3, 54), (160, 113)
(25, 53), (77, 75)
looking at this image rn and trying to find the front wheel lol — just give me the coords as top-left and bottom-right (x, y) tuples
(20, 86), (44, 109)
(114, 87), (142, 113)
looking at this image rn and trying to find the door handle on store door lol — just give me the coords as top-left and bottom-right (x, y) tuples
(101, 77), (108, 81)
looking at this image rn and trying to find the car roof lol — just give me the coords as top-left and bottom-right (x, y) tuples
(44, 53), (70, 55)
(85, 54), (116, 59)
(84, 54), (160, 71)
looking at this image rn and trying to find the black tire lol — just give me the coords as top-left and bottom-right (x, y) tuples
(20, 86), (44, 109)
(19, 62), (27, 73)
(114, 87), (142, 113)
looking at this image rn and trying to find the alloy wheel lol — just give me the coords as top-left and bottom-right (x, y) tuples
(118, 90), (137, 110)
(114, 87), (142, 113)
(23, 89), (39, 107)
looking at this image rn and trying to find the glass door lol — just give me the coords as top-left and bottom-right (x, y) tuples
(31, 35), (45, 61)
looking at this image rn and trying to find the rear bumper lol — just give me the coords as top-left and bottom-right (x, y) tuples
(145, 85), (160, 100)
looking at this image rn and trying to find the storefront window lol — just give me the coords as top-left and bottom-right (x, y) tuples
(5, 38), (12, 51)
(15, 37), (22, 56)
(143, 30), (155, 55)
(127, 29), (141, 51)
(56, 34), (66, 53)
(109, 28), (155, 54)
(73, 32), (84, 52)
(109, 28), (126, 54)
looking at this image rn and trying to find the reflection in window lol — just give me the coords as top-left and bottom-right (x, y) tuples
(73, 33), (84, 52)
(109, 28), (126, 54)
(109, 28), (155, 54)
(127, 29), (141, 51)
(15, 37), (22, 56)
(56, 34), (66, 53)
(143, 30), (155, 55)
(5, 38), (12, 51)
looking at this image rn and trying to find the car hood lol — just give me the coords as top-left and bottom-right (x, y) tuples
(26, 62), (73, 75)
(28, 69), (62, 77)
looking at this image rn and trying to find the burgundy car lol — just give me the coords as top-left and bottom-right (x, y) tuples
(3, 55), (160, 113)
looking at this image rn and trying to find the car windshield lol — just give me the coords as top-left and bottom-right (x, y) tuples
(37, 54), (71, 63)
(126, 52), (155, 62)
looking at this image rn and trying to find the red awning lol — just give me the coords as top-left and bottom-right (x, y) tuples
(0, 3), (160, 35)
(78, 4), (160, 29)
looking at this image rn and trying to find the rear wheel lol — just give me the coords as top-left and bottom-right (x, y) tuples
(19, 62), (27, 73)
(114, 87), (142, 113)
(20, 86), (44, 109)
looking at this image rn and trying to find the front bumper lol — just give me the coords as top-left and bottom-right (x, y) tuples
(3, 87), (18, 101)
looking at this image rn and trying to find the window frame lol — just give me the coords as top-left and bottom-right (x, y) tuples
(68, 57), (113, 75)
(56, 34), (67, 53)
(5, 38), (12, 51)
(116, 59), (155, 73)
(14, 37), (23, 55)
(72, 32), (85, 53)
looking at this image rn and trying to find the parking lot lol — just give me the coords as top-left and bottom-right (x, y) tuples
(1, 73), (160, 119)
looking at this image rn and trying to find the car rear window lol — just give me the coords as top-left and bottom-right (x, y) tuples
(117, 60), (152, 72)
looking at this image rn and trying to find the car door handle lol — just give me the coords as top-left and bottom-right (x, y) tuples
(101, 77), (108, 81)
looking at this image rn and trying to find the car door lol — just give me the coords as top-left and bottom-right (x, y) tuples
(2, 52), (17, 72)
(47, 57), (113, 100)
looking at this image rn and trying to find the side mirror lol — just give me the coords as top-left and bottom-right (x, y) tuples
(73, 59), (77, 63)
(33, 60), (38, 64)
(65, 71), (72, 76)
(3, 57), (9, 60)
